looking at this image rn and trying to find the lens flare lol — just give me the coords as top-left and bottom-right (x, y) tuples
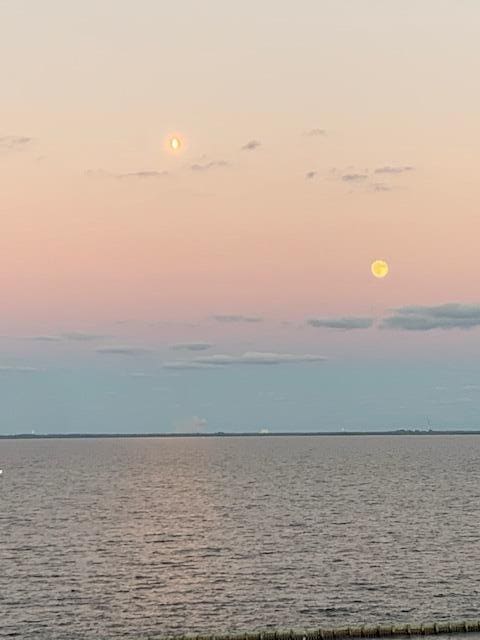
(169, 136), (181, 151)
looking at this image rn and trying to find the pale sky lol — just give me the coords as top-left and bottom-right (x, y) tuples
(1, 1), (480, 434)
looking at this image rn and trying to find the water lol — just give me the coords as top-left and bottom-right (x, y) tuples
(2, 435), (480, 639)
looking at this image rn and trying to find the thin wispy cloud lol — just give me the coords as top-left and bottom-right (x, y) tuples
(213, 314), (263, 324)
(381, 304), (480, 331)
(303, 128), (326, 137)
(170, 342), (213, 351)
(190, 161), (229, 172)
(308, 317), (374, 330)
(86, 169), (168, 180)
(30, 332), (106, 342)
(0, 135), (33, 151)
(62, 332), (106, 341)
(374, 165), (414, 175)
(0, 365), (39, 373)
(332, 165), (412, 192)
(192, 352), (326, 366)
(96, 346), (153, 355)
(241, 140), (261, 151)
(118, 170), (168, 179)
(163, 361), (219, 370)
(370, 183), (392, 192)
(341, 173), (368, 182)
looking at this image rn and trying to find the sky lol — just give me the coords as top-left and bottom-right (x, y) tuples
(2, 0), (480, 434)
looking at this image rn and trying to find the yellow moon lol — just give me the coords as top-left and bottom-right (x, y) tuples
(371, 259), (389, 278)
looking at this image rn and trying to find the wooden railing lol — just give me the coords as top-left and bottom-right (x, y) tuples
(164, 620), (480, 640)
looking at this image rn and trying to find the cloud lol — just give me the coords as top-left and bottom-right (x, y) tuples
(96, 346), (153, 355)
(370, 182), (392, 192)
(170, 342), (213, 351)
(163, 361), (219, 370)
(62, 332), (106, 341)
(30, 332), (106, 342)
(174, 416), (208, 433)
(86, 169), (168, 180)
(341, 173), (368, 182)
(117, 170), (168, 179)
(0, 365), (39, 373)
(307, 317), (374, 330)
(164, 352), (326, 370)
(190, 161), (229, 172)
(304, 128), (326, 137)
(332, 164), (412, 192)
(374, 165), (414, 175)
(305, 171), (317, 180)
(241, 140), (261, 151)
(0, 135), (32, 151)
(213, 314), (263, 323)
(381, 304), (480, 331)
(193, 351), (326, 366)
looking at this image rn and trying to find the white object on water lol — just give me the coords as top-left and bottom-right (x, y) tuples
(0, 469), (3, 476)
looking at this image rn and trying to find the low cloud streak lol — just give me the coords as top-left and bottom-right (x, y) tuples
(374, 165), (414, 175)
(213, 314), (263, 324)
(193, 352), (326, 366)
(0, 365), (39, 373)
(96, 346), (153, 355)
(170, 342), (213, 352)
(304, 128), (326, 137)
(381, 304), (480, 331)
(190, 161), (229, 172)
(308, 317), (374, 330)
(86, 169), (168, 180)
(241, 140), (261, 151)
(341, 173), (368, 182)
(0, 135), (32, 151)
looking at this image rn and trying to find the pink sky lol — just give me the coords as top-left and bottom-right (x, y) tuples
(2, 2), (480, 433)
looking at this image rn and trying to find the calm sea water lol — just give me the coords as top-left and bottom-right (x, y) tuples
(2, 435), (480, 639)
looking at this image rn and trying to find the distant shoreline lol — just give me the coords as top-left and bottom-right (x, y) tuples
(1, 429), (480, 440)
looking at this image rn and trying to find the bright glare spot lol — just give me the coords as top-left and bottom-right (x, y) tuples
(371, 259), (389, 279)
(170, 136), (181, 151)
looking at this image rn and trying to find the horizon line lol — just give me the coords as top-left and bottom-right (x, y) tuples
(2, 428), (480, 440)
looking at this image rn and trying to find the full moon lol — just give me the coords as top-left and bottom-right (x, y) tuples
(371, 259), (389, 278)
